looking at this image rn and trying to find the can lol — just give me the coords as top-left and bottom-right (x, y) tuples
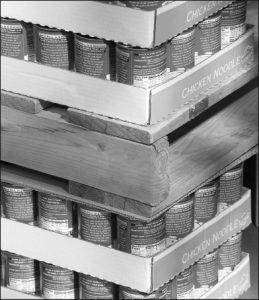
(194, 180), (218, 229)
(1, 184), (5, 217)
(120, 284), (167, 299)
(38, 192), (77, 236)
(167, 27), (195, 78)
(1, 252), (6, 287)
(118, 1), (165, 10)
(165, 196), (194, 244)
(34, 25), (74, 70)
(41, 262), (79, 299)
(218, 163), (243, 213)
(1, 17), (35, 61)
(74, 34), (116, 80)
(174, 266), (194, 299)
(116, 43), (167, 88)
(2, 183), (38, 225)
(195, 11), (222, 64)
(193, 249), (218, 297)
(78, 205), (113, 247)
(221, 0), (247, 47)
(4, 251), (40, 295)
(218, 232), (242, 280)
(117, 215), (166, 257)
(79, 274), (114, 299)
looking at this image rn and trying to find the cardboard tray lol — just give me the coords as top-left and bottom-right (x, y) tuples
(1, 1), (233, 48)
(1, 188), (251, 293)
(1, 27), (255, 125)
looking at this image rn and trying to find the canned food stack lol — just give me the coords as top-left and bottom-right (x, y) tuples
(1, 0), (257, 299)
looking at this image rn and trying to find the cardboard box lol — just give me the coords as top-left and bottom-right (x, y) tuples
(1, 1), (232, 48)
(0, 287), (42, 299)
(1, 188), (251, 293)
(1, 27), (255, 125)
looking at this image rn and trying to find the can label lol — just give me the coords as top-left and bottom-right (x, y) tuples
(195, 12), (222, 64)
(167, 27), (195, 78)
(35, 25), (74, 70)
(78, 205), (112, 247)
(117, 216), (166, 257)
(39, 193), (75, 236)
(221, 1), (247, 47)
(42, 263), (78, 299)
(118, 1), (164, 10)
(2, 184), (37, 225)
(218, 164), (243, 212)
(194, 181), (218, 228)
(176, 266), (194, 299)
(6, 252), (40, 294)
(165, 196), (194, 244)
(116, 44), (167, 88)
(218, 232), (242, 280)
(120, 284), (167, 299)
(194, 249), (218, 295)
(80, 274), (114, 299)
(75, 34), (116, 80)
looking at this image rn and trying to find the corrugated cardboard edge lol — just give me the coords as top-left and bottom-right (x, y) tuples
(1, 188), (251, 293)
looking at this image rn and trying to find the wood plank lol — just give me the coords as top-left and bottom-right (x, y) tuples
(1, 90), (52, 114)
(1, 106), (170, 206)
(67, 61), (258, 144)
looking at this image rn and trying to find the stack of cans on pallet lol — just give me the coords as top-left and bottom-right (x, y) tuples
(0, 161), (246, 299)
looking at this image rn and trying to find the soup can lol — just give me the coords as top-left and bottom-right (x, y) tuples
(78, 205), (113, 247)
(120, 284), (167, 299)
(34, 25), (74, 69)
(2, 183), (38, 225)
(1, 17), (35, 61)
(165, 195), (194, 244)
(194, 180), (218, 229)
(116, 43), (167, 88)
(221, 0), (247, 47)
(4, 251), (40, 295)
(41, 262), (79, 299)
(195, 11), (222, 64)
(38, 192), (77, 236)
(218, 163), (243, 212)
(74, 34), (116, 80)
(117, 215), (166, 257)
(174, 266), (194, 299)
(79, 274), (115, 299)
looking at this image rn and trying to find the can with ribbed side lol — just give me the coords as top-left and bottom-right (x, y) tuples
(38, 193), (77, 236)
(218, 163), (243, 212)
(218, 232), (242, 280)
(117, 215), (166, 257)
(118, 1), (165, 10)
(116, 43), (167, 88)
(41, 262), (79, 299)
(194, 180), (218, 229)
(1, 18), (35, 61)
(167, 27), (195, 78)
(34, 25), (74, 69)
(165, 196), (194, 244)
(80, 274), (114, 299)
(193, 249), (218, 297)
(78, 205), (113, 247)
(221, 0), (247, 48)
(75, 34), (116, 80)
(120, 284), (168, 299)
(4, 252), (40, 295)
(173, 266), (194, 299)
(195, 11), (222, 64)
(2, 183), (38, 225)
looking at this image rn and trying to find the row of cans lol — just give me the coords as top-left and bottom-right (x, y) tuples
(1, 231), (243, 299)
(1, 1), (247, 88)
(1, 163), (244, 257)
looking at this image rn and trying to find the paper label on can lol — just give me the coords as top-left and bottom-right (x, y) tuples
(221, 23), (246, 47)
(79, 206), (112, 247)
(131, 239), (166, 257)
(121, 284), (167, 299)
(7, 254), (40, 294)
(2, 185), (36, 224)
(176, 266), (194, 299)
(39, 194), (73, 235)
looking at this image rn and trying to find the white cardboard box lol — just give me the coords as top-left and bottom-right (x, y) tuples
(1, 188), (251, 293)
